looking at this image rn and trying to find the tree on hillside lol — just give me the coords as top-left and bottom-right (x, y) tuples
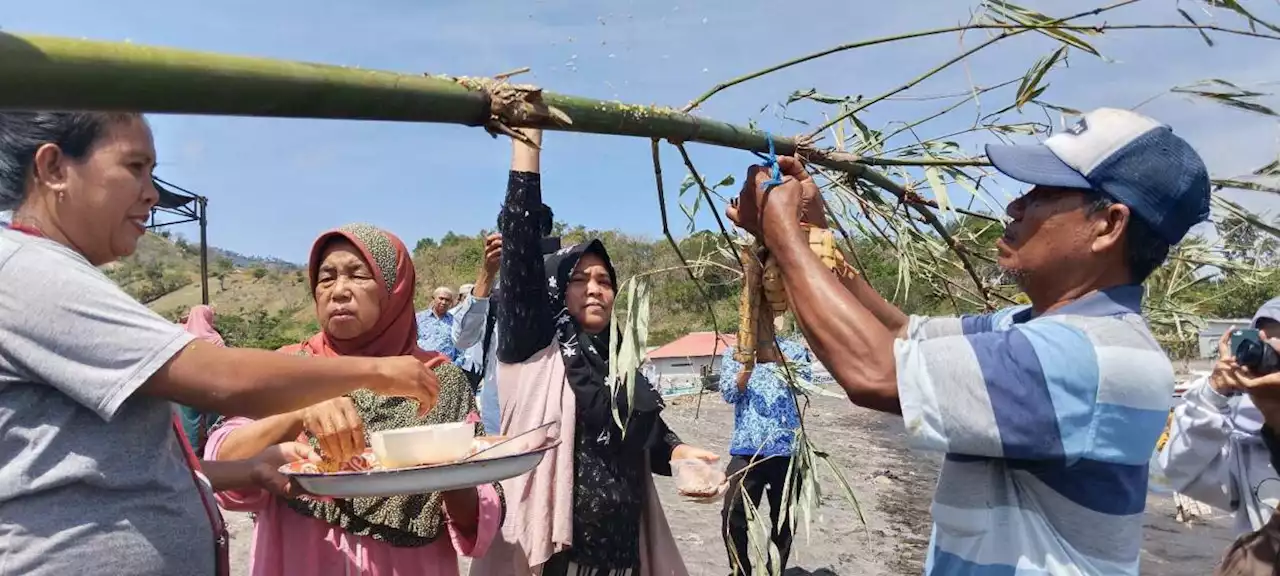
(414, 237), (438, 254)
(216, 308), (311, 350)
(212, 257), (234, 290)
(1190, 213), (1280, 321)
(439, 231), (467, 247)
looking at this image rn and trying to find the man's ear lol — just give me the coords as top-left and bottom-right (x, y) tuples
(1090, 203), (1130, 254)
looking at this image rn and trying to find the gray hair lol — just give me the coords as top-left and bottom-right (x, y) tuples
(433, 286), (455, 299)
(0, 111), (142, 211)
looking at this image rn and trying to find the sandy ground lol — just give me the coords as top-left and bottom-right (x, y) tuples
(227, 394), (1239, 575)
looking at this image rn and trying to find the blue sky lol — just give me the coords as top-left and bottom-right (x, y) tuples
(6, 0), (1280, 262)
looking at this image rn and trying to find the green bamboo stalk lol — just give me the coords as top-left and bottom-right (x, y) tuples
(0, 31), (994, 299)
(0, 33), (491, 125)
(0, 32), (931, 214)
(0, 32), (796, 157)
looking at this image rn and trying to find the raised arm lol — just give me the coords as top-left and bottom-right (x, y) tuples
(454, 233), (501, 350)
(452, 294), (488, 351)
(1157, 376), (1239, 511)
(496, 129), (556, 364)
(727, 158), (899, 413)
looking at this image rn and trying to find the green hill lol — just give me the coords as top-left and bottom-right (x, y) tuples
(106, 221), (995, 350)
(109, 217), (1280, 360)
(111, 217), (979, 351)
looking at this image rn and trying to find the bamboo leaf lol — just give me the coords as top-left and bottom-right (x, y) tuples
(1033, 100), (1083, 115)
(800, 453), (819, 542)
(817, 452), (869, 532)
(607, 276), (651, 436)
(1178, 8), (1216, 46)
(944, 167), (1006, 219)
(743, 496), (773, 575)
(787, 88), (856, 105)
(991, 122), (1042, 135)
(1252, 159), (1280, 176)
(1212, 195), (1280, 240)
(1203, 0), (1280, 34)
(834, 114), (847, 153)
(1214, 178), (1280, 194)
(848, 113), (879, 155)
(680, 201), (699, 234)
(925, 166), (953, 213)
(779, 441), (800, 532)
(679, 174), (697, 197)
(1020, 85), (1048, 109)
(983, 0), (1102, 56)
(895, 231), (913, 300)
(1172, 80), (1277, 116)
(1015, 46), (1067, 110)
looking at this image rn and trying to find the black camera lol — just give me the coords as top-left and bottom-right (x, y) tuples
(1229, 328), (1280, 375)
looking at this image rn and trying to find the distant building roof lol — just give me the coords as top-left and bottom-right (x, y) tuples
(646, 331), (736, 360)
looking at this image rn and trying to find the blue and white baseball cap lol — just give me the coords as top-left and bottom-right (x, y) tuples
(985, 107), (1211, 245)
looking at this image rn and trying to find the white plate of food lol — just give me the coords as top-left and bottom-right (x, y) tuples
(281, 421), (560, 498)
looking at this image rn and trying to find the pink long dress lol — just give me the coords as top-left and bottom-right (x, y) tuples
(208, 418), (502, 576)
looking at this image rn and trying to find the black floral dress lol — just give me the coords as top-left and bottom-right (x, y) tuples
(495, 170), (681, 574)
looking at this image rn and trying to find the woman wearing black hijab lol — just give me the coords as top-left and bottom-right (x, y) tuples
(473, 128), (717, 576)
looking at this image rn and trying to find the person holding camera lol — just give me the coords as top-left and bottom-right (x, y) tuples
(1160, 298), (1280, 534)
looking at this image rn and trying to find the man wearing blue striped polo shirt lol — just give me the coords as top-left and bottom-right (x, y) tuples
(726, 108), (1211, 575)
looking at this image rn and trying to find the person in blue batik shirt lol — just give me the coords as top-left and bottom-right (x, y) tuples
(718, 332), (811, 575)
(415, 286), (459, 361)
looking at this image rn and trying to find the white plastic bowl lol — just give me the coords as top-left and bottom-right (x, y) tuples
(371, 422), (475, 469)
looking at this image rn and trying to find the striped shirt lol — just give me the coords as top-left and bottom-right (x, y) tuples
(894, 285), (1173, 575)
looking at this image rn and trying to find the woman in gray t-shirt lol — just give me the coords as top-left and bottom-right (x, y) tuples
(0, 111), (441, 576)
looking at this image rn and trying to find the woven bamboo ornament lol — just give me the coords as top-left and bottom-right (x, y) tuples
(734, 225), (848, 385)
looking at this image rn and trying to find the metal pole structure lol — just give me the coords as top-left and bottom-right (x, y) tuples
(198, 197), (209, 306)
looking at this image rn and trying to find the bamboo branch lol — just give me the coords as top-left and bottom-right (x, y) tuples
(809, 35), (1012, 138)
(857, 157), (992, 167)
(686, 1), (1280, 112)
(809, 0), (1145, 137)
(814, 165), (993, 306)
(673, 143), (745, 269)
(650, 138), (725, 358)
(683, 23), (1012, 112)
(870, 77), (1023, 148)
(824, 201), (870, 279)
(0, 31), (1006, 302)
(0, 33), (892, 188)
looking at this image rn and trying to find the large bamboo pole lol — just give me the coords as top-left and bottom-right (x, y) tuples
(0, 32), (790, 158)
(0, 32), (912, 204)
(0, 31), (990, 302)
(0, 34), (491, 125)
